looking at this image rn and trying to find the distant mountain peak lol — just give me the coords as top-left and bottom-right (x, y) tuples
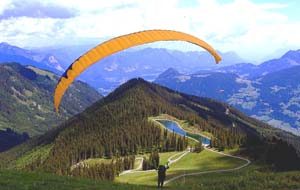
(0, 42), (64, 74)
(124, 77), (149, 86)
(0, 42), (10, 46)
(157, 68), (180, 78)
(110, 77), (150, 92)
(0, 42), (23, 51)
(282, 49), (300, 61)
(42, 54), (64, 72)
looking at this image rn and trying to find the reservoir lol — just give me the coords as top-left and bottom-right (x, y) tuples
(156, 119), (211, 146)
(157, 120), (187, 136)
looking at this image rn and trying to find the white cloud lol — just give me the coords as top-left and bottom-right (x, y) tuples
(0, 0), (13, 14)
(0, 0), (299, 62)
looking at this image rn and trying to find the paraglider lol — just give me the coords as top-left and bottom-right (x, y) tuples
(54, 29), (222, 112)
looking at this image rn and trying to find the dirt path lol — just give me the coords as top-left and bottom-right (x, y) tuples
(168, 150), (190, 165)
(119, 119), (251, 185)
(119, 157), (144, 176)
(164, 147), (251, 185)
(119, 151), (189, 175)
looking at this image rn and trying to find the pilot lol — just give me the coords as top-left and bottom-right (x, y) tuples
(157, 162), (169, 188)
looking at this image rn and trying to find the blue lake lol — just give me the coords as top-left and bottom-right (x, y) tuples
(157, 120), (187, 136)
(157, 119), (211, 145)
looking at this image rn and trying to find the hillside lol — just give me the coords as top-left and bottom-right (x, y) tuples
(0, 63), (102, 136)
(1, 78), (300, 181)
(155, 65), (300, 135)
(155, 68), (245, 101)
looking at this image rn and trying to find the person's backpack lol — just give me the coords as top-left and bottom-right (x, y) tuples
(158, 165), (165, 174)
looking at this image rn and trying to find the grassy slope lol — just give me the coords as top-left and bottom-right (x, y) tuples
(115, 149), (246, 186)
(170, 164), (300, 190)
(15, 144), (53, 169)
(115, 151), (182, 185)
(0, 170), (152, 190)
(2, 165), (300, 190)
(169, 149), (245, 171)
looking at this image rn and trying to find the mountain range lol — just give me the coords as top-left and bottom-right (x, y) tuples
(0, 63), (102, 137)
(0, 42), (244, 95)
(155, 50), (300, 135)
(216, 50), (300, 78)
(1, 42), (300, 135)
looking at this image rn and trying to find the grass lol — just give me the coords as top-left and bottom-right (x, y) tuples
(80, 158), (112, 166)
(169, 149), (245, 171)
(167, 151), (187, 163)
(170, 164), (300, 190)
(14, 144), (53, 169)
(0, 169), (153, 190)
(115, 149), (247, 186)
(116, 171), (157, 186)
(158, 151), (180, 165)
(70, 157), (114, 171)
(2, 164), (300, 190)
(223, 147), (241, 154)
(115, 151), (183, 185)
(71, 151), (181, 171)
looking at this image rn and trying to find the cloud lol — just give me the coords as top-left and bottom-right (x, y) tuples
(0, 0), (77, 19)
(0, 0), (299, 62)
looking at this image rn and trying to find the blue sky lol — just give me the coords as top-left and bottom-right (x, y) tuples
(0, 0), (299, 62)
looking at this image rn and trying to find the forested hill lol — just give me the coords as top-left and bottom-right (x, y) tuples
(1, 78), (300, 180)
(0, 63), (102, 136)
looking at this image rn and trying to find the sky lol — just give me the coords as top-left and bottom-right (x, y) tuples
(0, 0), (299, 62)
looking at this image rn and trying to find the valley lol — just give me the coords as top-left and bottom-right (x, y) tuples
(155, 52), (300, 135)
(1, 78), (300, 189)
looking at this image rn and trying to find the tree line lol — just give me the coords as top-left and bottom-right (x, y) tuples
(71, 156), (135, 180)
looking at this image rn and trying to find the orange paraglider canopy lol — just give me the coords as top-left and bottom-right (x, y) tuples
(54, 29), (222, 112)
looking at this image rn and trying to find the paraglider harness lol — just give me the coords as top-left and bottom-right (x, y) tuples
(157, 162), (169, 188)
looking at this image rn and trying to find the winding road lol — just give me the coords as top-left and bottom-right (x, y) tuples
(167, 150), (190, 165)
(119, 146), (250, 185)
(119, 157), (144, 176)
(119, 119), (251, 185)
(119, 151), (189, 176)
(164, 147), (251, 185)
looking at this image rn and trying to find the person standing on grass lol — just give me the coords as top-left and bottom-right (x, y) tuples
(157, 162), (169, 188)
